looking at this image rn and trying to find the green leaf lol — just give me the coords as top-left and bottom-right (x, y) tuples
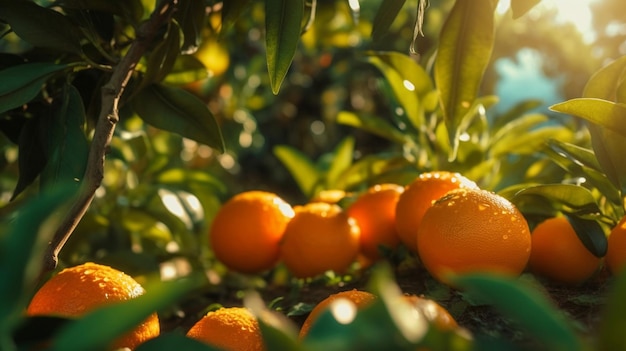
(325, 137), (355, 189)
(0, 0), (82, 54)
(273, 145), (321, 198)
(40, 84), (88, 191)
(0, 186), (75, 340)
(434, 0), (497, 154)
(135, 333), (222, 351)
(582, 55), (626, 100)
(51, 277), (202, 351)
(265, 0), (305, 94)
(489, 113), (548, 148)
(371, 0), (406, 42)
(510, 0), (541, 19)
(244, 292), (302, 351)
(513, 184), (601, 216)
(163, 55), (210, 85)
(546, 140), (602, 172)
(566, 214), (608, 258)
(0, 63), (70, 114)
(337, 111), (408, 144)
(489, 126), (570, 158)
(58, 0), (143, 23)
(453, 274), (583, 351)
(142, 22), (181, 85)
(173, 0), (206, 54)
(13, 117), (47, 200)
(132, 84), (225, 152)
(598, 268), (626, 351)
(364, 51), (434, 129)
(550, 98), (626, 138)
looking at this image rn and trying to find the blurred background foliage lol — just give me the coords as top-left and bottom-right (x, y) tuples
(1, 0), (625, 283)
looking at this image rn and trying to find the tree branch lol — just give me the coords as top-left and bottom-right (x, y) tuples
(41, 0), (178, 275)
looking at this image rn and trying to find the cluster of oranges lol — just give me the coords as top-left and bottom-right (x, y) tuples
(209, 170), (626, 286)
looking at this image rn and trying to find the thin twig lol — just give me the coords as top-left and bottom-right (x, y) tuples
(41, 0), (179, 275)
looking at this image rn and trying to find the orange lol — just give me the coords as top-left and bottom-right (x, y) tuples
(416, 188), (531, 284)
(209, 190), (295, 274)
(606, 215), (626, 275)
(186, 307), (265, 351)
(26, 262), (159, 350)
(299, 289), (376, 338)
(347, 184), (404, 260)
(395, 171), (478, 252)
(529, 216), (601, 285)
(402, 295), (458, 331)
(279, 202), (361, 279)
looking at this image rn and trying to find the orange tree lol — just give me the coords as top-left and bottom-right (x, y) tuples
(2, 0), (626, 350)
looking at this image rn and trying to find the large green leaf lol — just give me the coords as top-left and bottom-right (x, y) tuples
(273, 145), (320, 198)
(0, 186), (75, 345)
(135, 333), (221, 351)
(132, 84), (225, 152)
(598, 268), (626, 351)
(265, 0), (305, 94)
(0, 0), (82, 54)
(50, 278), (201, 351)
(173, 0), (205, 54)
(364, 51), (434, 129)
(142, 22), (181, 85)
(550, 99), (626, 138)
(453, 274), (583, 351)
(582, 56), (626, 100)
(434, 0), (497, 155)
(40, 84), (89, 192)
(510, 0), (541, 19)
(513, 184), (602, 216)
(370, 0), (406, 41)
(13, 117), (47, 200)
(0, 63), (71, 114)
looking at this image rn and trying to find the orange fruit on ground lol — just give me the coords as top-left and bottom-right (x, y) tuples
(347, 183), (404, 260)
(279, 202), (360, 279)
(210, 190), (295, 274)
(395, 171), (478, 252)
(299, 289), (377, 338)
(186, 307), (265, 351)
(528, 216), (601, 285)
(26, 262), (159, 350)
(402, 295), (458, 331)
(606, 215), (626, 276)
(416, 188), (531, 284)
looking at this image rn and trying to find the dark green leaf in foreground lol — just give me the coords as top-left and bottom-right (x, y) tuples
(513, 184), (602, 216)
(51, 277), (202, 351)
(435, 0), (497, 156)
(566, 214), (608, 258)
(598, 268), (626, 351)
(273, 145), (320, 198)
(135, 333), (222, 351)
(265, 0), (305, 94)
(0, 63), (70, 114)
(453, 274), (583, 351)
(510, 0), (541, 19)
(0, 186), (74, 339)
(371, 0), (406, 42)
(0, 0), (82, 54)
(132, 84), (225, 152)
(40, 84), (89, 191)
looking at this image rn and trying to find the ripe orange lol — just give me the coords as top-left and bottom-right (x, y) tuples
(299, 289), (377, 338)
(26, 262), (159, 350)
(279, 202), (361, 279)
(209, 191), (295, 274)
(402, 294), (458, 330)
(395, 171), (478, 252)
(606, 215), (626, 276)
(416, 188), (531, 284)
(186, 307), (265, 351)
(528, 216), (601, 285)
(347, 183), (404, 260)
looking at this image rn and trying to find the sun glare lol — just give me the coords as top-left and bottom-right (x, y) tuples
(498, 0), (599, 42)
